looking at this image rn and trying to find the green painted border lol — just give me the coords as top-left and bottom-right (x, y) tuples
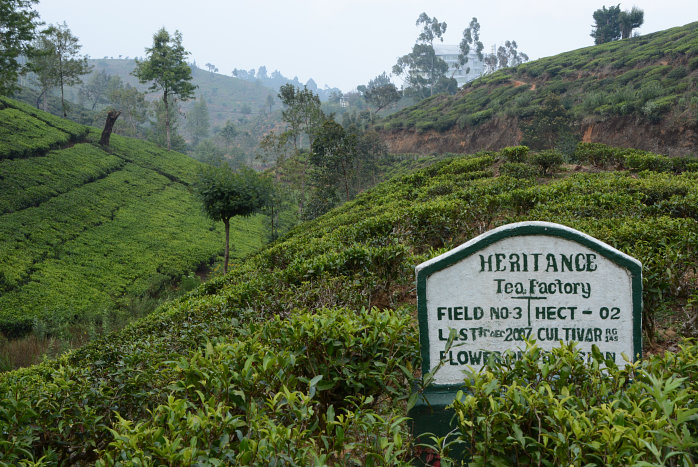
(416, 222), (643, 390)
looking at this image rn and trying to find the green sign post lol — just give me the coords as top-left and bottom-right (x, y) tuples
(409, 221), (643, 459)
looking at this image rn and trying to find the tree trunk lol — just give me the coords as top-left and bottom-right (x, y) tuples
(99, 110), (121, 146)
(223, 218), (230, 274)
(164, 92), (171, 151)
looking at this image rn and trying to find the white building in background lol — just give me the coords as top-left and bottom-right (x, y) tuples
(433, 44), (486, 87)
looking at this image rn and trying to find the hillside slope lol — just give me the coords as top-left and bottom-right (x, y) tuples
(82, 59), (279, 128)
(379, 22), (698, 156)
(0, 97), (265, 338)
(1, 143), (697, 463)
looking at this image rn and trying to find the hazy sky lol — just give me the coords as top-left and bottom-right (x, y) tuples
(35, 0), (698, 92)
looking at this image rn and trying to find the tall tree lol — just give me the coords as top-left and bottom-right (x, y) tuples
(591, 5), (622, 44)
(495, 40), (529, 69)
(591, 5), (644, 44)
(0, 0), (40, 95)
(30, 33), (56, 111)
(393, 12), (450, 99)
(195, 165), (269, 274)
(458, 17), (484, 75)
(133, 28), (196, 150)
(31, 22), (91, 116)
(357, 72), (401, 114)
(307, 118), (389, 219)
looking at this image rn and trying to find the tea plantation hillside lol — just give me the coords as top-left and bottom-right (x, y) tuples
(2, 142), (698, 464)
(380, 21), (698, 156)
(0, 96), (265, 340)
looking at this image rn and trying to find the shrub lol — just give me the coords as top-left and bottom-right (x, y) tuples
(530, 150), (564, 176)
(446, 340), (698, 466)
(574, 142), (623, 168)
(624, 151), (674, 172)
(499, 162), (537, 179)
(499, 146), (530, 163)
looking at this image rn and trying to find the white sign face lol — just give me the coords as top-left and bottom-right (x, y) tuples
(416, 222), (642, 387)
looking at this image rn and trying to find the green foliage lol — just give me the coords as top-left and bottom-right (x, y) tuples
(393, 13), (451, 100)
(500, 162), (537, 179)
(0, 144), (123, 214)
(132, 28), (195, 102)
(0, 107), (71, 158)
(530, 149), (564, 175)
(500, 145), (529, 162)
(381, 21), (698, 132)
(358, 72), (401, 114)
(2, 127), (698, 464)
(0, 0), (39, 96)
(0, 99), (264, 338)
(195, 165), (269, 224)
(30, 21), (91, 117)
(521, 95), (576, 151)
(133, 28), (196, 150)
(0, 95), (90, 139)
(447, 340), (698, 466)
(575, 142), (623, 168)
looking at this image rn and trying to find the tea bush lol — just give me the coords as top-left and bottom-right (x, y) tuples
(0, 100), (265, 339)
(1, 137), (698, 463)
(447, 340), (698, 466)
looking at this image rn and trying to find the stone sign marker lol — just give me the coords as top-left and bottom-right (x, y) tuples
(409, 221), (642, 445)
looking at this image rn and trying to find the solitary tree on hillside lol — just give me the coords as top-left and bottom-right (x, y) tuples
(30, 22), (91, 116)
(195, 166), (270, 274)
(133, 28), (196, 150)
(591, 5), (644, 44)
(0, 0), (40, 95)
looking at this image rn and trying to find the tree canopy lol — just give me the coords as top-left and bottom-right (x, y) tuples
(195, 166), (270, 273)
(591, 5), (644, 44)
(357, 72), (401, 114)
(30, 22), (90, 116)
(133, 28), (196, 150)
(458, 17), (484, 75)
(393, 12), (454, 99)
(0, 0), (40, 95)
